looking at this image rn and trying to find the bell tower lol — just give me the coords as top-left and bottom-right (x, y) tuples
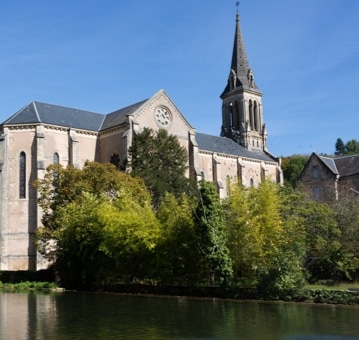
(220, 8), (267, 152)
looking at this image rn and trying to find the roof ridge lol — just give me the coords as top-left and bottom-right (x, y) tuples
(32, 101), (41, 122)
(335, 154), (359, 159)
(318, 154), (339, 174)
(1, 101), (33, 125)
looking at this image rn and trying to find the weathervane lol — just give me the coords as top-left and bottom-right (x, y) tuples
(236, 1), (240, 13)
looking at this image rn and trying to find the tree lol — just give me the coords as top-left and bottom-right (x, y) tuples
(345, 139), (359, 155)
(334, 138), (359, 156)
(98, 190), (161, 281)
(35, 161), (150, 246)
(330, 193), (359, 280)
(335, 138), (346, 156)
(224, 181), (306, 294)
(154, 193), (201, 284)
(53, 193), (110, 288)
(281, 155), (309, 188)
(194, 181), (233, 286)
(129, 128), (189, 208)
(289, 194), (348, 282)
(34, 161), (155, 286)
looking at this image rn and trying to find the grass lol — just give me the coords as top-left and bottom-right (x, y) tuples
(303, 282), (359, 291)
(0, 281), (58, 292)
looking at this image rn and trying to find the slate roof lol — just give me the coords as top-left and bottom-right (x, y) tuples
(196, 133), (276, 162)
(333, 155), (359, 177)
(2, 100), (278, 163)
(2, 99), (151, 132)
(318, 153), (359, 177)
(318, 155), (339, 174)
(101, 99), (148, 131)
(221, 13), (261, 98)
(3, 101), (105, 132)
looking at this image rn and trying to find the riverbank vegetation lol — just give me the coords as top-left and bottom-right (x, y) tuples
(0, 281), (58, 292)
(32, 129), (359, 301)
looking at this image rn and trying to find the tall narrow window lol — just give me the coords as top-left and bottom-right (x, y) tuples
(250, 178), (254, 188)
(312, 166), (319, 179)
(312, 186), (321, 201)
(253, 101), (258, 131)
(249, 100), (253, 130)
(19, 152), (26, 198)
(53, 152), (59, 165)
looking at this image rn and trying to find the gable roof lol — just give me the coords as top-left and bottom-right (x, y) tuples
(3, 101), (105, 131)
(196, 133), (276, 162)
(334, 154), (359, 177)
(100, 99), (148, 131)
(2, 97), (279, 164)
(317, 154), (339, 174)
(311, 152), (359, 177)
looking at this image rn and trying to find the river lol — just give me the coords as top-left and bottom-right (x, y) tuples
(1, 291), (359, 339)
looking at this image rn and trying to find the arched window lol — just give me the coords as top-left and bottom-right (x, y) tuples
(110, 153), (120, 169)
(53, 152), (59, 165)
(19, 152), (26, 198)
(250, 178), (254, 188)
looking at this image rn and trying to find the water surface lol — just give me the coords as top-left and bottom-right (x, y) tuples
(1, 291), (359, 339)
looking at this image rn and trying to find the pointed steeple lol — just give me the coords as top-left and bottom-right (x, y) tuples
(221, 11), (260, 98)
(220, 9), (266, 152)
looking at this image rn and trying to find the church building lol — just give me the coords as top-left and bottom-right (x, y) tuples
(0, 11), (282, 270)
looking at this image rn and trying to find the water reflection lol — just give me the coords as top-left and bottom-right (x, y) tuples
(1, 291), (359, 339)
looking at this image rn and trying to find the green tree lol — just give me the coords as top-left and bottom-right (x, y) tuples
(335, 138), (346, 156)
(194, 181), (232, 286)
(331, 194), (359, 280)
(53, 191), (160, 288)
(34, 162), (153, 280)
(345, 139), (359, 155)
(129, 128), (189, 208)
(224, 182), (306, 294)
(281, 155), (309, 188)
(290, 194), (348, 282)
(54, 193), (110, 288)
(154, 193), (201, 284)
(99, 190), (161, 280)
(334, 138), (359, 156)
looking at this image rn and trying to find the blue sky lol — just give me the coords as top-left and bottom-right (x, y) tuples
(1, 1), (358, 157)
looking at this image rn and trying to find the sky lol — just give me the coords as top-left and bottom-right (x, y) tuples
(0, 0), (358, 157)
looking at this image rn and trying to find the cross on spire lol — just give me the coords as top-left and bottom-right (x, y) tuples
(236, 2), (240, 22)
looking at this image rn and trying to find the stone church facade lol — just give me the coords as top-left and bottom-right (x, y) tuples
(0, 12), (282, 270)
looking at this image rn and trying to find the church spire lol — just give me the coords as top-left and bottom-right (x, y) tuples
(220, 8), (266, 152)
(221, 9), (260, 98)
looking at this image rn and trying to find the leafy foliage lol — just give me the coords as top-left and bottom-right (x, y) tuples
(335, 138), (359, 156)
(34, 162), (156, 287)
(194, 181), (233, 286)
(225, 181), (306, 292)
(286, 191), (356, 282)
(335, 138), (346, 156)
(33, 154), (359, 295)
(154, 193), (201, 284)
(129, 128), (189, 208)
(281, 155), (309, 188)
